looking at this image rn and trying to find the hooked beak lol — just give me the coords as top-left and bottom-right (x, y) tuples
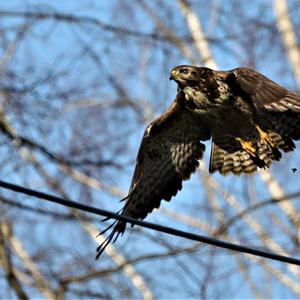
(169, 69), (178, 81)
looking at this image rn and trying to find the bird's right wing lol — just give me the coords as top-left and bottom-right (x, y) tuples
(96, 92), (210, 258)
(125, 92), (211, 220)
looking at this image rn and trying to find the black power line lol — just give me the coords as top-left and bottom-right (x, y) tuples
(0, 180), (299, 265)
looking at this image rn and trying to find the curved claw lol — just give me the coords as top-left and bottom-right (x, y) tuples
(256, 125), (275, 148)
(236, 137), (256, 157)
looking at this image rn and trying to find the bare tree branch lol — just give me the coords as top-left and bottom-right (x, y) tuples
(0, 221), (29, 300)
(1, 222), (56, 299)
(178, 0), (218, 68)
(273, 0), (300, 87)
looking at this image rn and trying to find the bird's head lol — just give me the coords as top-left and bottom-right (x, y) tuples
(169, 65), (213, 89)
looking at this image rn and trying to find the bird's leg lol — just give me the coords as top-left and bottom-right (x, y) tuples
(256, 125), (275, 147)
(236, 137), (256, 157)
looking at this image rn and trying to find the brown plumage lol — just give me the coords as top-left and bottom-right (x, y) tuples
(96, 66), (300, 258)
(96, 92), (210, 258)
(170, 65), (300, 175)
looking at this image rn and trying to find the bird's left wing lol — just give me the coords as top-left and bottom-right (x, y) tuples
(96, 92), (211, 258)
(232, 67), (300, 112)
(233, 67), (300, 141)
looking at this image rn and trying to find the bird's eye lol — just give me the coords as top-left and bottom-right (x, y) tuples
(180, 68), (189, 75)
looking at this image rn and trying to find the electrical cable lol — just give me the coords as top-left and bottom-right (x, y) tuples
(0, 180), (299, 265)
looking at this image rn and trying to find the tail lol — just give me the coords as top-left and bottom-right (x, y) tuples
(209, 135), (258, 175)
(209, 131), (295, 175)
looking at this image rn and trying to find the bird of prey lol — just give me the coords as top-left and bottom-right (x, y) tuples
(170, 65), (300, 174)
(96, 66), (300, 258)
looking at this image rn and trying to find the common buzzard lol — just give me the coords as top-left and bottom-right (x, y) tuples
(96, 66), (300, 258)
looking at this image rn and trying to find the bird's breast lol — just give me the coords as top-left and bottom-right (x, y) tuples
(182, 83), (232, 116)
(182, 87), (214, 112)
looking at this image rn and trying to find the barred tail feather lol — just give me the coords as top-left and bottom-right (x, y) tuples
(209, 140), (257, 175)
(267, 131), (295, 152)
(209, 130), (295, 175)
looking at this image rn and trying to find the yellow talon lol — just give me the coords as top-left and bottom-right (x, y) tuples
(236, 137), (256, 156)
(256, 125), (275, 147)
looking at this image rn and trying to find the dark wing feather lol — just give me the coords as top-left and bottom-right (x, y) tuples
(233, 67), (300, 112)
(233, 67), (300, 141)
(96, 92), (210, 258)
(209, 67), (300, 176)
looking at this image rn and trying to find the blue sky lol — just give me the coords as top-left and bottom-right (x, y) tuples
(1, 0), (300, 299)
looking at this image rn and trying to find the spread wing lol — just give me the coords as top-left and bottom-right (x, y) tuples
(233, 67), (300, 112)
(208, 67), (300, 176)
(96, 92), (211, 258)
(233, 67), (300, 140)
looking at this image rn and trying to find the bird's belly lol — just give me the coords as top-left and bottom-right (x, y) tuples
(183, 89), (256, 139)
(208, 107), (256, 139)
